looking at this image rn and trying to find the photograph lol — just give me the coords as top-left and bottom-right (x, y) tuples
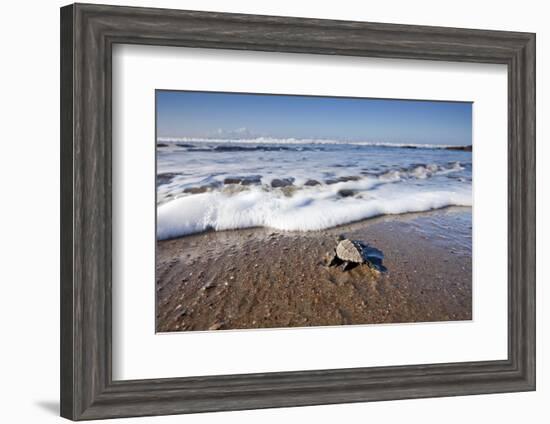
(155, 90), (473, 332)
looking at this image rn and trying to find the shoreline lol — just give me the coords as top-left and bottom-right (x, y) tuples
(156, 207), (472, 332)
(157, 204), (470, 242)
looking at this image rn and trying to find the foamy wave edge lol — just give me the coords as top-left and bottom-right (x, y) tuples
(157, 188), (471, 240)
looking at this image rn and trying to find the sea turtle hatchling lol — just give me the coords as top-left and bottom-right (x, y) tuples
(327, 238), (385, 272)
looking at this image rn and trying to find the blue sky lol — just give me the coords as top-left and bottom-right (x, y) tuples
(156, 90), (472, 146)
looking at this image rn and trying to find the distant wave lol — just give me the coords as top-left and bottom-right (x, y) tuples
(157, 136), (467, 150)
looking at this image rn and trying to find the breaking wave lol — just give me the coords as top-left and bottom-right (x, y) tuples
(156, 162), (471, 240)
(156, 139), (472, 240)
(157, 186), (471, 240)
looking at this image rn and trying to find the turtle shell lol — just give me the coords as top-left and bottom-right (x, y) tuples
(335, 239), (365, 263)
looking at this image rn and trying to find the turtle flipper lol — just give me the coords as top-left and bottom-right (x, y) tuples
(341, 261), (354, 271)
(326, 250), (343, 267)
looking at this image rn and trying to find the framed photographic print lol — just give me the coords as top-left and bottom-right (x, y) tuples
(154, 90), (474, 332)
(60, 3), (536, 420)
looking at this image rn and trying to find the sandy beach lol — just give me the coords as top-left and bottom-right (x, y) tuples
(156, 206), (472, 332)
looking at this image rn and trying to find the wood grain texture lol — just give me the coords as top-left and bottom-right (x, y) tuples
(60, 3), (536, 420)
(60, 4), (74, 419)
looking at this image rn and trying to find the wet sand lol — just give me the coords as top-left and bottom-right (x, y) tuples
(156, 207), (472, 332)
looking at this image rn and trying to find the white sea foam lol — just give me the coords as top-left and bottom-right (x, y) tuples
(157, 183), (472, 240)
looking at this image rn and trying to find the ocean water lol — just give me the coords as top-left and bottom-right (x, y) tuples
(156, 138), (472, 240)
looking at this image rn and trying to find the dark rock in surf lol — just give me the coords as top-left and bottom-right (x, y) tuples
(156, 172), (180, 186)
(241, 175), (262, 185)
(304, 179), (321, 186)
(184, 186), (209, 194)
(184, 182), (220, 194)
(325, 175), (361, 185)
(271, 178), (295, 188)
(223, 177), (241, 185)
(337, 189), (356, 198)
(223, 175), (262, 185)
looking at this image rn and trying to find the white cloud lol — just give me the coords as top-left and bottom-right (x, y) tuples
(211, 127), (257, 139)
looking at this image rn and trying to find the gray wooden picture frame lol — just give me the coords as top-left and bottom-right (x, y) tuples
(60, 3), (536, 421)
